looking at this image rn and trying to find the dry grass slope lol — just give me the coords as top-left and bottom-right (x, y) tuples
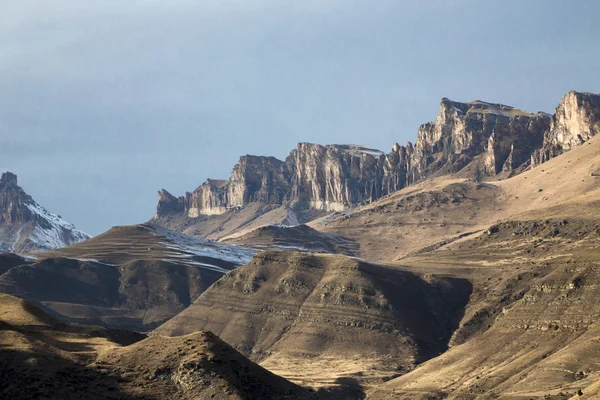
(155, 251), (472, 391)
(223, 224), (359, 255)
(311, 136), (600, 263)
(366, 219), (600, 399)
(0, 293), (315, 400)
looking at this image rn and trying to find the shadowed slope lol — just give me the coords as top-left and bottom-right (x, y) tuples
(0, 224), (254, 330)
(0, 293), (314, 400)
(102, 331), (316, 400)
(0, 294), (146, 400)
(0, 252), (32, 275)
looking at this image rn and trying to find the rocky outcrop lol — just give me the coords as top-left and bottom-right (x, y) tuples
(0, 172), (89, 253)
(156, 189), (186, 214)
(410, 99), (550, 180)
(158, 156), (290, 218)
(156, 145), (409, 218)
(0, 172), (33, 225)
(154, 91), (600, 229)
(285, 143), (402, 211)
(188, 179), (230, 217)
(532, 91), (600, 165)
(185, 156), (291, 218)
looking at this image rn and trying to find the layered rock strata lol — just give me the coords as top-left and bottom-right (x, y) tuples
(532, 91), (600, 165)
(155, 91), (600, 221)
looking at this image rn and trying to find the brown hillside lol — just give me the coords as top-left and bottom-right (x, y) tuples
(310, 136), (600, 263)
(223, 223), (359, 255)
(0, 293), (313, 400)
(0, 224), (252, 330)
(367, 217), (600, 399)
(101, 331), (315, 400)
(155, 251), (472, 390)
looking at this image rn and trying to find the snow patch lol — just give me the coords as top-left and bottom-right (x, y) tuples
(334, 144), (386, 157)
(152, 225), (255, 266)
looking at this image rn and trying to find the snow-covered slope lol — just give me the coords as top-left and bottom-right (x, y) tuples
(23, 202), (89, 251)
(152, 224), (254, 272)
(0, 172), (89, 253)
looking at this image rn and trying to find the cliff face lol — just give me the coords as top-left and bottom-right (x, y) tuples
(410, 99), (550, 180)
(158, 156), (291, 218)
(188, 156), (291, 217)
(285, 143), (402, 211)
(532, 91), (600, 165)
(154, 90), (600, 227)
(156, 144), (413, 218)
(0, 172), (89, 253)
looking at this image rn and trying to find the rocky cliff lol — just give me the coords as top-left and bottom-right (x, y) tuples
(154, 91), (600, 232)
(285, 143), (401, 211)
(0, 172), (89, 253)
(532, 90), (600, 165)
(410, 99), (551, 180)
(155, 144), (407, 218)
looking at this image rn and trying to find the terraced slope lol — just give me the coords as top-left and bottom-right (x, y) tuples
(367, 218), (600, 399)
(43, 223), (253, 270)
(0, 224), (253, 330)
(223, 224), (359, 255)
(155, 251), (472, 391)
(215, 135), (600, 397)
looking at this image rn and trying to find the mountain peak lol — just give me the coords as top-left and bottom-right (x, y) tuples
(0, 171), (18, 186)
(0, 172), (89, 253)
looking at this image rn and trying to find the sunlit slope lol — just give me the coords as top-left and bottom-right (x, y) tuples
(311, 136), (600, 262)
(155, 251), (471, 390)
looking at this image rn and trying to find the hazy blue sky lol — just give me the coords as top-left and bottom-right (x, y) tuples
(1, 0), (599, 235)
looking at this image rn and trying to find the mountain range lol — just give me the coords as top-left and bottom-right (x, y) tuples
(2, 89), (600, 399)
(153, 90), (600, 243)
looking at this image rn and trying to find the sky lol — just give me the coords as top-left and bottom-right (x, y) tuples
(1, 0), (599, 236)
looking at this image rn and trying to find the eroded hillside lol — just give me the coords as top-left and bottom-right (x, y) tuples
(313, 134), (600, 263)
(368, 218), (600, 399)
(155, 251), (472, 390)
